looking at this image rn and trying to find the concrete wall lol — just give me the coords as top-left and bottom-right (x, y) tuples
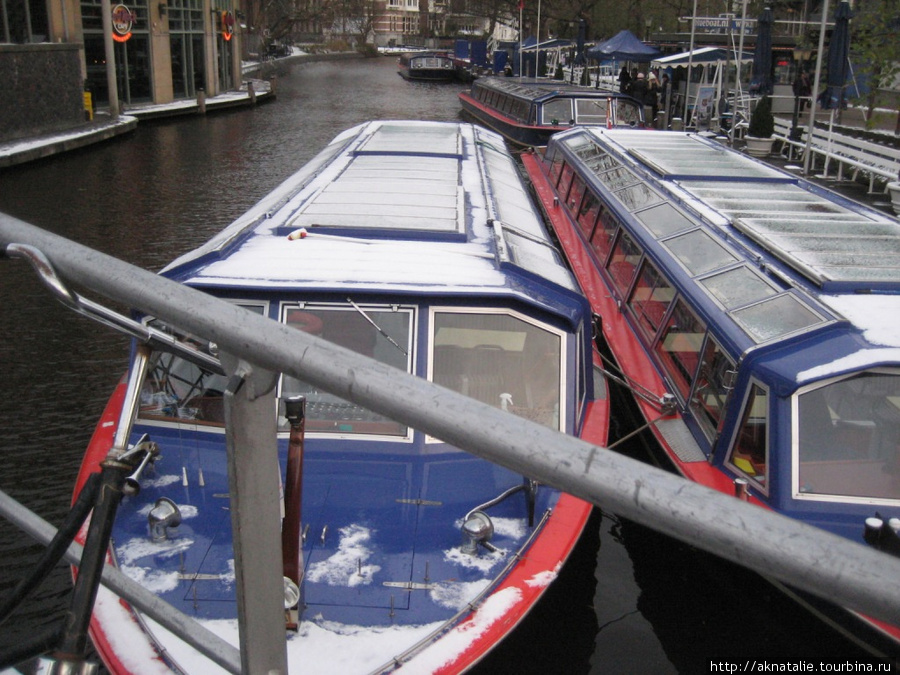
(0, 43), (85, 144)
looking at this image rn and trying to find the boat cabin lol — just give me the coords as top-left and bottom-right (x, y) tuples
(459, 77), (645, 147)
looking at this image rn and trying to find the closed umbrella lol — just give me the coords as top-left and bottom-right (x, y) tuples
(824, 0), (852, 109)
(751, 7), (773, 95)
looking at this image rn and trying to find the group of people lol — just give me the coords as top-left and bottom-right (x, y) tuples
(618, 66), (669, 125)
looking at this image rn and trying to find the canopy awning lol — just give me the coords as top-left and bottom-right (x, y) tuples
(651, 47), (753, 68)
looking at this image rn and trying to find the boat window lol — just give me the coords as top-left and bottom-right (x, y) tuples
(548, 149), (564, 186)
(629, 260), (675, 339)
(586, 151), (619, 175)
(731, 294), (823, 344)
(577, 191), (602, 238)
(543, 99), (573, 126)
(607, 230), (642, 295)
(655, 299), (706, 401)
(597, 165), (638, 192)
(615, 182), (663, 212)
(567, 175), (587, 213)
(279, 305), (413, 436)
(689, 337), (735, 442)
(699, 265), (779, 309)
(139, 304), (266, 426)
(590, 208), (617, 264)
(636, 203), (695, 239)
(575, 98), (608, 125)
(796, 370), (900, 503)
(557, 162), (574, 195)
(727, 383), (769, 489)
(430, 309), (564, 430)
(613, 98), (643, 127)
(662, 229), (738, 276)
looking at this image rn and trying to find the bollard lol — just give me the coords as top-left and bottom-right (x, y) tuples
(197, 88), (206, 114)
(671, 117), (684, 131)
(248, 81), (256, 105)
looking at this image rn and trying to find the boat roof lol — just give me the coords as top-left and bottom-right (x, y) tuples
(162, 121), (580, 311)
(474, 77), (633, 103)
(547, 127), (900, 363)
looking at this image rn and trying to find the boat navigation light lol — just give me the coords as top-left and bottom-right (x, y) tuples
(734, 478), (750, 501)
(149, 497), (182, 542)
(461, 511), (494, 556)
(283, 576), (301, 609)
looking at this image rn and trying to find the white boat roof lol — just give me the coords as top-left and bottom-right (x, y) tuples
(163, 121), (579, 299)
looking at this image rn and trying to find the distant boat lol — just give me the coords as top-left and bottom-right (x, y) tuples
(397, 51), (457, 82)
(523, 126), (900, 657)
(459, 77), (646, 148)
(75, 120), (609, 673)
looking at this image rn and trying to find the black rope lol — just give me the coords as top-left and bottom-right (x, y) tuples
(0, 472), (100, 626)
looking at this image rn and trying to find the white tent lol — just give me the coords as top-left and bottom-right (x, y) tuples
(652, 47), (753, 129)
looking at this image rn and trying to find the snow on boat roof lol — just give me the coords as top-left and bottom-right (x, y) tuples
(163, 121), (578, 296)
(598, 129), (900, 291)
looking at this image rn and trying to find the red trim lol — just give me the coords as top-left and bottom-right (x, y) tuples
(459, 93), (565, 134)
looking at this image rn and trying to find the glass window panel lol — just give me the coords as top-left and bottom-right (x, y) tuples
(577, 191), (602, 238)
(728, 384), (769, 487)
(636, 203), (695, 238)
(614, 98), (643, 127)
(655, 299), (706, 400)
(700, 266), (778, 309)
(543, 99), (573, 125)
(586, 151), (619, 175)
(597, 166), (637, 192)
(615, 182), (662, 212)
(591, 209), (617, 264)
(629, 261), (674, 339)
(280, 306), (412, 435)
(575, 98), (607, 124)
(797, 371), (900, 501)
(607, 230), (642, 295)
(689, 338), (735, 442)
(567, 175), (587, 213)
(663, 229), (738, 276)
(432, 311), (563, 430)
(732, 295), (822, 343)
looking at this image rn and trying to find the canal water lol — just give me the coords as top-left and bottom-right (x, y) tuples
(0, 56), (878, 672)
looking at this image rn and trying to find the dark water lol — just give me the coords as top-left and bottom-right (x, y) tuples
(0, 57), (880, 672)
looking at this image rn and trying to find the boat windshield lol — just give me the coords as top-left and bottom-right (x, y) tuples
(796, 370), (900, 502)
(279, 305), (413, 436)
(430, 309), (564, 430)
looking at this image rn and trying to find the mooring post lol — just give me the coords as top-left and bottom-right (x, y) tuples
(223, 357), (287, 675)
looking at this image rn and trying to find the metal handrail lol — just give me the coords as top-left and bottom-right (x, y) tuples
(4, 210), (900, 662)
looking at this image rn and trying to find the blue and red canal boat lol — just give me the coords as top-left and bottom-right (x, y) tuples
(74, 121), (608, 673)
(523, 127), (900, 656)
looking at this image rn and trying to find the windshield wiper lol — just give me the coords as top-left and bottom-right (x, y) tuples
(346, 297), (408, 356)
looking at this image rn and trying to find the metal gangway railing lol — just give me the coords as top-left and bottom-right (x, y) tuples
(3, 210), (900, 672)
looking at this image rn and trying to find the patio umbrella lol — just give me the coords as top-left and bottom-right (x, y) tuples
(574, 19), (586, 65)
(824, 0), (852, 109)
(751, 6), (773, 95)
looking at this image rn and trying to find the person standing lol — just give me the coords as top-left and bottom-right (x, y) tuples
(631, 71), (648, 105)
(618, 66), (631, 94)
(645, 72), (660, 124)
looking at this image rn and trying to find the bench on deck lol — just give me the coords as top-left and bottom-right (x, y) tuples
(772, 116), (900, 193)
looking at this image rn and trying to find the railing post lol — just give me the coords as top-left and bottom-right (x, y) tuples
(223, 357), (287, 675)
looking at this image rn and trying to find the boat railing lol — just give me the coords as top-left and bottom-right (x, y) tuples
(4, 210), (900, 671)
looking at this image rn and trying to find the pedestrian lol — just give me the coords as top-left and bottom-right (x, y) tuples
(631, 71), (647, 104)
(645, 72), (660, 123)
(793, 71), (811, 110)
(618, 66), (631, 94)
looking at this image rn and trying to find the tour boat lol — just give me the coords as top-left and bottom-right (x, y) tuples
(458, 77), (646, 148)
(397, 51), (457, 82)
(523, 127), (900, 657)
(74, 121), (608, 673)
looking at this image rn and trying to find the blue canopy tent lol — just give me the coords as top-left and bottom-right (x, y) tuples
(586, 29), (660, 62)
